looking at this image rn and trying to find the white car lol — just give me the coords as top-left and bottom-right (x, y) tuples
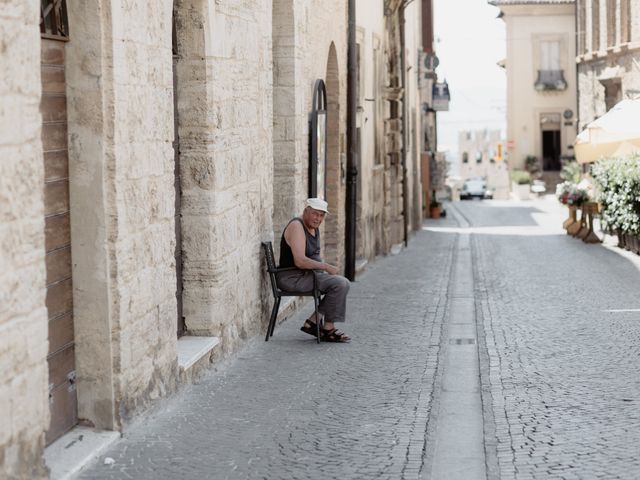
(460, 178), (492, 200)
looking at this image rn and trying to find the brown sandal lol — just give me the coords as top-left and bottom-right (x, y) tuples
(300, 320), (318, 337)
(321, 328), (351, 343)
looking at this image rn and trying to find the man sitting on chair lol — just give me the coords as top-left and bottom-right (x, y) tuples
(277, 198), (351, 343)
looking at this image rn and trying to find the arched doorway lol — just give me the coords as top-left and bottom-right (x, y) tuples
(324, 43), (342, 267)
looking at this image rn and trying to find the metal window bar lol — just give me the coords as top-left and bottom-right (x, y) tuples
(40, 0), (69, 39)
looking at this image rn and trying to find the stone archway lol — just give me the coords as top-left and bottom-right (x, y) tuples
(323, 42), (343, 268)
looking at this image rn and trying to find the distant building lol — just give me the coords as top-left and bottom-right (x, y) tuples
(490, 0), (577, 178)
(576, 0), (640, 128)
(458, 129), (510, 199)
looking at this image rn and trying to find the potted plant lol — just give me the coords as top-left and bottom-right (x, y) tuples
(556, 181), (576, 229)
(510, 169), (531, 200)
(592, 154), (640, 254)
(429, 199), (442, 219)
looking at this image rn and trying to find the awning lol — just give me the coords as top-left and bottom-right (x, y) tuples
(574, 99), (640, 163)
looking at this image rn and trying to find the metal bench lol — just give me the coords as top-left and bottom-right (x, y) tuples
(261, 241), (321, 343)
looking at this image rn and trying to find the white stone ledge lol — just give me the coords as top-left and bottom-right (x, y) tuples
(44, 426), (119, 480)
(355, 257), (368, 275)
(177, 335), (220, 371)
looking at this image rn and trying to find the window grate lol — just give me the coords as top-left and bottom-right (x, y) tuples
(40, 0), (69, 39)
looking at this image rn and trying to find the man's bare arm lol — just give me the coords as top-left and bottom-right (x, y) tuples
(283, 221), (339, 274)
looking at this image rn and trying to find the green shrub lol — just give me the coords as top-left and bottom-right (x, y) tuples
(524, 156), (541, 175)
(510, 170), (532, 185)
(560, 161), (582, 184)
(591, 154), (640, 235)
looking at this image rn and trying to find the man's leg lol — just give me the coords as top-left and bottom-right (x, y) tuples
(276, 270), (321, 331)
(316, 273), (350, 340)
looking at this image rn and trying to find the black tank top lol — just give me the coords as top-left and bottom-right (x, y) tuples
(279, 218), (321, 267)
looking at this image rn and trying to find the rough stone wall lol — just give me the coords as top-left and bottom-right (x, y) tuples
(577, 2), (640, 128)
(66, 1), (178, 428)
(272, 0), (304, 258)
(0, 2), (49, 478)
(303, 0), (348, 268)
(179, 0), (274, 353)
(110, 0), (179, 419)
(272, 0), (347, 268)
(404, 1), (423, 235)
(355, 1), (385, 262)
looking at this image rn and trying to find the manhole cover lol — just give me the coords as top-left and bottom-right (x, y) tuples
(449, 338), (475, 345)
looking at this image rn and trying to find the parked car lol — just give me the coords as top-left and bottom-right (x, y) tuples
(460, 177), (492, 200)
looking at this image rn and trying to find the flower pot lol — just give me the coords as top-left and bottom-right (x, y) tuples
(581, 202), (601, 244)
(430, 206), (441, 219)
(511, 182), (530, 200)
(617, 230), (626, 248)
(562, 206), (577, 230)
(632, 235), (640, 255)
(567, 206), (583, 236)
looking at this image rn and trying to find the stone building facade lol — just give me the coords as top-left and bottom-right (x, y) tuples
(458, 129), (510, 200)
(576, 0), (640, 127)
(491, 0), (577, 177)
(1, 3), (50, 478)
(354, 0), (427, 262)
(1, 1), (427, 478)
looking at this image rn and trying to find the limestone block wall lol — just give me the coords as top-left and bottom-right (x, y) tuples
(0, 2), (49, 478)
(355, 1), (385, 261)
(272, 0), (348, 270)
(66, 1), (178, 428)
(299, 0), (348, 268)
(403, 1), (423, 235)
(272, 0), (305, 254)
(110, 1), (179, 418)
(178, 0), (274, 352)
(577, 2), (640, 128)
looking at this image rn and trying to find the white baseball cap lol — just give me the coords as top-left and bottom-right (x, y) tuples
(305, 197), (330, 214)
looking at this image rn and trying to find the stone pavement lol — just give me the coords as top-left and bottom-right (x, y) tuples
(454, 197), (640, 480)
(78, 213), (461, 480)
(77, 196), (640, 480)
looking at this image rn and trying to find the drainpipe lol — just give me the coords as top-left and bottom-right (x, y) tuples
(574, 1), (580, 141)
(345, 0), (357, 281)
(399, 4), (409, 246)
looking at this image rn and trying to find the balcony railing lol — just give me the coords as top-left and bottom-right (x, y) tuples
(534, 70), (567, 91)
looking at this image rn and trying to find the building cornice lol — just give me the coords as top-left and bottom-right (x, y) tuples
(576, 42), (640, 64)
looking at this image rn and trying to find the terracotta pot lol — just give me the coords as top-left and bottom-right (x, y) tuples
(430, 206), (441, 219)
(567, 206), (583, 236)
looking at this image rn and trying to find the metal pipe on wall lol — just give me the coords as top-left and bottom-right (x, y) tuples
(345, 0), (357, 281)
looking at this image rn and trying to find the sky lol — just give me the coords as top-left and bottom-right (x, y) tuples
(433, 0), (507, 172)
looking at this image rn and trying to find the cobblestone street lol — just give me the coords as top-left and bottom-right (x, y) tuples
(79, 197), (640, 480)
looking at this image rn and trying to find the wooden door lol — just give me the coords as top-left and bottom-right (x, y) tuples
(41, 36), (78, 445)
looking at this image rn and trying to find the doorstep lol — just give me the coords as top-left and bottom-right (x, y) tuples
(178, 335), (220, 383)
(44, 426), (119, 480)
(355, 257), (368, 275)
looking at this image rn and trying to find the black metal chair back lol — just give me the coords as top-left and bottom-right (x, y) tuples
(261, 241), (321, 343)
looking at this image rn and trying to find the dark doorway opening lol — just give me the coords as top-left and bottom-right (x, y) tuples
(542, 130), (561, 171)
